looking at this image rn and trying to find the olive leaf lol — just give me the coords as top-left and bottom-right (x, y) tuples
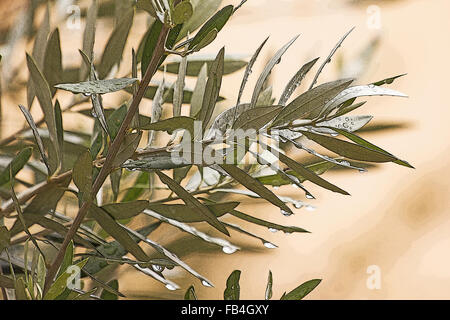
(80, 0), (98, 81)
(272, 78), (354, 126)
(250, 35), (299, 108)
(232, 105), (282, 131)
(43, 29), (63, 96)
(73, 150), (93, 198)
(177, 0), (222, 41)
(265, 271), (273, 300)
(55, 78), (138, 95)
(101, 200), (150, 220)
(190, 63), (208, 118)
(281, 279), (322, 300)
(0, 147), (32, 187)
(140, 116), (195, 136)
(146, 202), (239, 222)
(184, 285), (197, 300)
(224, 270), (241, 300)
(172, 1), (193, 25)
(155, 170), (229, 236)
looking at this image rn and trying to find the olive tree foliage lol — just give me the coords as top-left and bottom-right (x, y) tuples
(0, 0), (412, 300)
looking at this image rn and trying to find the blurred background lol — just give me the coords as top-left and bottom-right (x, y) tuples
(0, 0), (449, 299)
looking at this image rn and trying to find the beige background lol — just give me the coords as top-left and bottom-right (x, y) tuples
(1, 0), (449, 299)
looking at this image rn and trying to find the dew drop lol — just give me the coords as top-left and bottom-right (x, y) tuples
(330, 132), (339, 137)
(281, 209), (292, 217)
(201, 280), (214, 288)
(273, 186), (279, 190)
(359, 169), (367, 174)
(306, 205), (316, 212)
(151, 264), (164, 273)
(305, 193), (314, 199)
(294, 202), (303, 209)
(340, 160), (350, 166)
(268, 228), (278, 233)
(263, 242), (278, 249)
(165, 283), (177, 291)
(222, 246), (237, 254)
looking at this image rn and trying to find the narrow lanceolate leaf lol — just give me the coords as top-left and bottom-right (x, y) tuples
(141, 19), (162, 78)
(101, 200), (149, 220)
(331, 128), (414, 168)
(219, 164), (293, 215)
(372, 74), (406, 86)
(155, 170), (229, 236)
(224, 270), (241, 300)
(26, 54), (60, 172)
(276, 152), (349, 195)
(232, 105), (282, 131)
(309, 27), (354, 90)
(229, 209), (309, 233)
(189, 5), (234, 51)
(80, 0), (98, 80)
(0, 147), (32, 187)
(331, 101), (367, 119)
(89, 205), (149, 262)
(301, 130), (398, 163)
(178, 0), (222, 41)
(236, 37), (269, 108)
(55, 78), (138, 95)
(73, 150), (93, 197)
(27, 3), (50, 108)
(278, 57), (319, 106)
(265, 271), (273, 300)
(272, 78), (353, 126)
(18, 105), (50, 173)
(173, 55), (187, 117)
(184, 285), (197, 300)
(56, 241), (74, 278)
(190, 63), (208, 118)
(100, 280), (119, 300)
(281, 279), (322, 300)
(250, 35), (299, 109)
(147, 202), (239, 223)
(197, 47), (225, 131)
(0, 226), (10, 254)
(44, 259), (89, 300)
(320, 84), (408, 118)
(0, 274), (14, 288)
(112, 132), (142, 167)
(163, 56), (247, 77)
(140, 116), (195, 136)
(315, 115), (373, 133)
(98, 8), (134, 79)
(43, 29), (63, 96)
(209, 103), (251, 135)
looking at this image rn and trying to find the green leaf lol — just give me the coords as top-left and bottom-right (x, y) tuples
(184, 285), (197, 300)
(301, 130), (398, 163)
(122, 172), (150, 202)
(281, 279), (321, 300)
(197, 47), (225, 131)
(15, 277), (29, 300)
(265, 271), (273, 300)
(155, 170), (229, 236)
(43, 259), (89, 300)
(112, 132), (142, 167)
(232, 105), (282, 131)
(272, 78), (354, 126)
(44, 29), (63, 96)
(139, 116), (195, 136)
(73, 150), (93, 198)
(178, 0), (222, 41)
(0, 226), (10, 254)
(89, 205), (149, 262)
(57, 241), (74, 278)
(332, 128), (414, 168)
(250, 35), (299, 108)
(372, 74), (406, 86)
(98, 8), (134, 79)
(309, 27), (354, 89)
(55, 78), (138, 94)
(162, 55), (247, 77)
(189, 5), (233, 50)
(147, 202), (239, 222)
(173, 55), (187, 117)
(276, 152), (349, 195)
(172, 1), (193, 25)
(279, 57), (319, 106)
(80, 0), (98, 80)
(0, 147), (32, 187)
(26, 54), (60, 172)
(101, 200), (149, 220)
(218, 164), (293, 216)
(236, 37), (269, 107)
(141, 20), (162, 78)
(320, 84), (408, 118)
(136, 0), (157, 17)
(190, 63), (208, 118)
(100, 279), (119, 300)
(224, 270), (241, 300)
(107, 104), (127, 140)
(193, 28), (218, 52)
